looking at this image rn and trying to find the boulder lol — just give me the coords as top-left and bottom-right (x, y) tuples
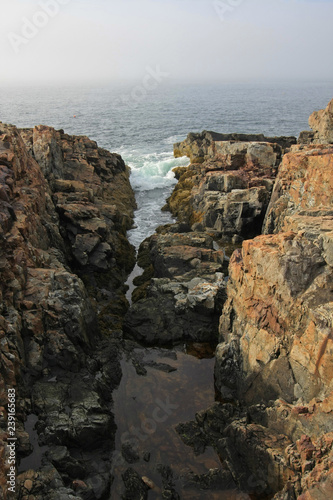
(308, 99), (333, 144)
(124, 229), (227, 345)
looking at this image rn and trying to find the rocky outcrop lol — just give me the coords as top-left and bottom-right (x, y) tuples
(159, 102), (333, 498)
(214, 139), (333, 496)
(299, 98), (333, 144)
(174, 130), (297, 163)
(0, 123), (136, 499)
(124, 225), (227, 345)
(264, 144), (333, 234)
(166, 140), (283, 242)
(2, 98), (333, 499)
(22, 125), (136, 332)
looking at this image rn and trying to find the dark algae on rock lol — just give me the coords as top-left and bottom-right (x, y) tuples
(1, 98), (333, 500)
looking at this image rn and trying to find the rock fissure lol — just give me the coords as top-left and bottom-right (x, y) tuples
(1, 97), (333, 500)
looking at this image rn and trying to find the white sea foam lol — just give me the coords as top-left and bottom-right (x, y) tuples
(121, 147), (189, 247)
(123, 149), (189, 191)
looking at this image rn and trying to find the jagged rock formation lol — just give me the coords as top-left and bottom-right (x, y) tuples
(0, 123), (135, 499)
(167, 139), (292, 243)
(124, 225), (227, 345)
(174, 130), (297, 163)
(165, 100), (333, 499)
(212, 116), (333, 496)
(299, 98), (333, 144)
(1, 98), (333, 499)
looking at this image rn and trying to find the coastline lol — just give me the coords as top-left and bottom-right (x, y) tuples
(0, 98), (333, 499)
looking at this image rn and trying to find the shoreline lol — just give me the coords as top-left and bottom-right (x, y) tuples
(0, 97), (333, 499)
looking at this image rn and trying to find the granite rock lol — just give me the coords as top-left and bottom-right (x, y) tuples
(305, 99), (333, 144)
(167, 140), (284, 241)
(124, 228), (227, 345)
(0, 122), (135, 499)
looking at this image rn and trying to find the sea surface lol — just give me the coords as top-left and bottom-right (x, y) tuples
(0, 80), (332, 247)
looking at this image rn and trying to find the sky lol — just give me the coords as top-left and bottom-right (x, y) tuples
(1, 0), (333, 85)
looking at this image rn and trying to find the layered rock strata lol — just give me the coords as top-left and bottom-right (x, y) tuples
(167, 137), (296, 243)
(299, 98), (333, 144)
(212, 130), (333, 495)
(0, 123), (135, 499)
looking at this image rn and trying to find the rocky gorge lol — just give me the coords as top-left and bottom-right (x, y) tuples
(0, 99), (333, 499)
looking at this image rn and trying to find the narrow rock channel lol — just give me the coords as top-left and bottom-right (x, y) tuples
(114, 156), (248, 498)
(1, 97), (333, 500)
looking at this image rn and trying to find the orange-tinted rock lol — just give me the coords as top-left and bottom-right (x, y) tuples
(308, 98), (333, 144)
(264, 145), (333, 234)
(214, 134), (333, 498)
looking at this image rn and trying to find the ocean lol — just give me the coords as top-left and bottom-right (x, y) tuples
(0, 81), (332, 247)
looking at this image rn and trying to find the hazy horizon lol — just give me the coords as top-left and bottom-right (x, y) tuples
(1, 0), (333, 86)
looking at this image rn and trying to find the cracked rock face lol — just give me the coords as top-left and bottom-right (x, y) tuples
(167, 139), (292, 242)
(213, 137), (333, 497)
(0, 123), (135, 499)
(124, 228), (227, 345)
(298, 98), (333, 145)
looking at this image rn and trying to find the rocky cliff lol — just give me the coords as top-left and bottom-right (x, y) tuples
(167, 137), (296, 243)
(0, 123), (135, 499)
(167, 100), (333, 499)
(1, 98), (333, 500)
(299, 98), (333, 145)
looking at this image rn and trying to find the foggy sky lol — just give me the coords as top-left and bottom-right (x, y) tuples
(1, 0), (333, 85)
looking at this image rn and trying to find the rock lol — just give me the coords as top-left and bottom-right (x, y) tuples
(263, 145), (333, 234)
(21, 125), (136, 332)
(156, 464), (180, 500)
(124, 229), (227, 345)
(121, 468), (149, 500)
(307, 98), (333, 144)
(121, 442), (140, 464)
(213, 128), (333, 498)
(141, 476), (155, 489)
(177, 402), (291, 497)
(17, 465), (71, 499)
(46, 446), (86, 479)
(0, 122), (135, 499)
(217, 229), (333, 404)
(167, 140), (283, 241)
(175, 421), (207, 455)
(174, 130), (296, 163)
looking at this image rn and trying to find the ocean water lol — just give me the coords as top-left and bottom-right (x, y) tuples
(0, 81), (332, 246)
